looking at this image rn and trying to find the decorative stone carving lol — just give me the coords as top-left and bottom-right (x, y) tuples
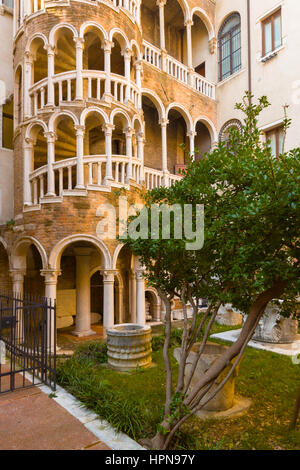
(251, 303), (299, 344)
(145, 299), (152, 321)
(216, 304), (243, 326)
(107, 324), (152, 371)
(174, 342), (240, 412)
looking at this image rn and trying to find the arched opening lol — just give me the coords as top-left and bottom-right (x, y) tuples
(30, 37), (48, 84)
(54, 115), (76, 162)
(145, 290), (161, 323)
(84, 111), (105, 156)
(194, 120), (212, 161)
(112, 113), (130, 156)
(14, 66), (22, 125)
(54, 28), (76, 75)
(23, 245), (44, 296)
(83, 28), (105, 71)
(164, 0), (186, 63)
(218, 13), (241, 82)
(56, 241), (105, 335)
(141, 0), (160, 48)
(191, 14), (214, 81)
(142, 95), (162, 170)
(0, 243), (12, 293)
(111, 36), (125, 77)
(29, 124), (47, 170)
(167, 108), (189, 173)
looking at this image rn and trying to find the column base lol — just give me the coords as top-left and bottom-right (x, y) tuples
(71, 329), (96, 338)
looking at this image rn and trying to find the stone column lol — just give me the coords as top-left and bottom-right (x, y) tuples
(44, 131), (56, 196)
(125, 127), (133, 182)
(134, 60), (142, 110)
(46, 45), (55, 107)
(74, 37), (84, 101)
(41, 269), (60, 352)
(10, 269), (25, 342)
(129, 271), (137, 323)
(75, 125), (85, 189)
(102, 123), (114, 184)
(188, 131), (196, 160)
(160, 119), (169, 185)
(157, 0), (166, 51)
(137, 132), (145, 182)
(136, 270), (146, 325)
(23, 138), (34, 206)
(118, 285), (124, 323)
(123, 48), (132, 103)
(24, 52), (33, 118)
(102, 270), (116, 330)
(72, 248), (95, 337)
(185, 19), (194, 86)
(103, 40), (113, 102)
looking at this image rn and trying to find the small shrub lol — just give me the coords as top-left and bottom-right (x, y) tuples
(152, 328), (183, 351)
(75, 341), (108, 363)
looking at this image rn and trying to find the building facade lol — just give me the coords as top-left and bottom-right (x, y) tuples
(0, 0), (299, 343)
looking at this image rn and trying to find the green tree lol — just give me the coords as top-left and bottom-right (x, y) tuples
(124, 93), (300, 449)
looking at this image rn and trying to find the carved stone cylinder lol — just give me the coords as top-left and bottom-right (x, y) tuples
(107, 323), (152, 371)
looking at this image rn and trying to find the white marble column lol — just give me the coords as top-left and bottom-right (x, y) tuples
(160, 119), (169, 185)
(125, 127), (133, 182)
(188, 131), (196, 160)
(45, 131), (56, 196)
(73, 248), (95, 337)
(75, 125), (85, 189)
(134, 60), (142, 110)
(24, 52), (33, 118)
(129, 271), (137, 323)
(10, 269), (25, 342)
(185, 19), (194, 86)
(103, 40), (113, 102)
(137, 132), (145, 182)
(123, 48), (132, 103)
(46, 45), (55, 107)
(23, 138), (34, 205)
(74, 37), (84, 101)
(157, 0), (166, 51)
(103, 123), (114, 183)
(102, 270), (116, 330)
(136, 270), (146, 325)
(41, 269), (60, 352)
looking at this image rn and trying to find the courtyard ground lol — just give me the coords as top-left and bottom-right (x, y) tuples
(0, 377), (110, 450)
(57, 323), (300, 450)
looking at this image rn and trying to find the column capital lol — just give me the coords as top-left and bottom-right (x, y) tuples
(44, 131), (56, 143)
(135, 270), (145, 282)
(45, 44), (56, 56)
(74, 37), (85, 48)
(134, 59), (143, 69)
(24, 137), (35, 149)
(185, 19), (194, 27)
(102, 39), (114, 53)
(9, 269), (26, 281)
(40, 269), (61, 284)
(122, 47), (133, 59)
(74, 124), (85, 136)
(156, 0), (167, 6)
(124, 127), (135, 137)
(102, 270), (118, 282)
(159, 118), (169, 128)
(136, 131), (145, 141)
(102, 123), (115, 135)
(24, 51), (34, 64)
(187, 130), (196, 138)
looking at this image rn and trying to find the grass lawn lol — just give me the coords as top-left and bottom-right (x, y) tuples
(56, 323), (300, 450)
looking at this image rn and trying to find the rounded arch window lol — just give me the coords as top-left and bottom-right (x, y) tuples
(218, 13), (241, 81)
(219, 119), (242, 144)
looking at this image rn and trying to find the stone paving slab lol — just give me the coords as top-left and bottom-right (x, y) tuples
(0, 385), (110, 450)
(211, 329), (300, 357)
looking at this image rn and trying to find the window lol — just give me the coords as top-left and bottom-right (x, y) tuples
(262, 9), (282, 56)
(219, 119), (242, 145)
(218, 13), (241, 81)
(266, 126), (284, 158)
(2, 98), (14, 150)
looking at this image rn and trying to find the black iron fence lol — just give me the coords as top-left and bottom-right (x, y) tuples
(0, 291), (56, 394)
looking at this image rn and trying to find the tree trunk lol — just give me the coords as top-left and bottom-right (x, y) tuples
(290, 385), (300, 430)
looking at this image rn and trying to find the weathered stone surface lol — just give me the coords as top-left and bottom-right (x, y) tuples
(251, 303), (298, 344)
(174, 341), (239, 412)
(91, 312), (102, 325)
(56, 315), (74, 329)
(57, 290), (76, 318)
(107, 324), (152, 371)
(216, 304), (243, 326)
